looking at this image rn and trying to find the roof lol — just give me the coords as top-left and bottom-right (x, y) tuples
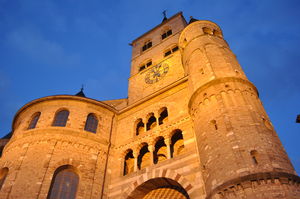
(131, 12), (186, 44)
(188, 16), (199, 24)
(75, 88), (86, 97)
(1, 131), (12, 139)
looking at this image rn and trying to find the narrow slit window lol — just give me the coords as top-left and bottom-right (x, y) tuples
(211, 120), (218, 130)
(250, 150), (258, 165)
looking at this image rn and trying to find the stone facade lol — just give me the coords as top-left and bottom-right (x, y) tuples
(0, 12), (299, 199)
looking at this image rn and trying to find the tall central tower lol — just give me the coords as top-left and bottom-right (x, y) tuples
(179, 19), (300, 198)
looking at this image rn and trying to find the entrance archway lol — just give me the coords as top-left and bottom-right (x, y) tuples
(127, 177), (189, 199)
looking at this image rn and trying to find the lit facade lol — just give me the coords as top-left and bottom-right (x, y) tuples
(0, 12), (299, 199)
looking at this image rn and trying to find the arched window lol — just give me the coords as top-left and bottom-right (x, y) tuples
(146, 113), (156, 131)
(123, 149), (134, 176)
(52, 110), (69, 127)
(142, 40), (152, 51)
(135, 119), (144, 136)
(164, 45), (178, 57)
(161, 29), (172, 40)
(47, 165), (79, 199)
(28, 112), (41, 129)
(138, 144), (150, 170)
(158, 108), (168, 125)
(84, 113), (98, 133)
(170, 130), (184, 158)
(0, 167), (8, 190)
(154, 137), (167, 164)
(139, 59), (152, 72)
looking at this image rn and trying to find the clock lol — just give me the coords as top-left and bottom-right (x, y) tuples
(145, 63), (169, 84)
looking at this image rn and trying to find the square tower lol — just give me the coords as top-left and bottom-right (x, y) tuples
(128, 12), (187, 104)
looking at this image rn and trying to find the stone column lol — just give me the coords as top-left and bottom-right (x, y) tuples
(133, 151), (138, 172)
(143, 119), (147, 132)
(165, 137), (171, 159)
(148, 145), (154, 165)
(155, 114), (159, 129)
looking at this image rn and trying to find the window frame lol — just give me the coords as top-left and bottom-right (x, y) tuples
(164, 45), (179, 57)
(52, 109), (69, 127)
(142, 40), (152, 52)
(28, 112), (41, 129)
(84, 113), (99, 133)
(47, 165), (79, 199)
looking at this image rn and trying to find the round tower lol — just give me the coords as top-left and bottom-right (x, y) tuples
(179, 19), (300, 198)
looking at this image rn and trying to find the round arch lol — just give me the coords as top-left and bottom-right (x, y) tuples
(123, 169), (194, 199)
(127, 177), (189, 199)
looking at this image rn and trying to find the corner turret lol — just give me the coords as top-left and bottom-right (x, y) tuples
(179, 19), (300, 198)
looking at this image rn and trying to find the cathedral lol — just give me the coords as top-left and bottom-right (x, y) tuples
(0, 12), (299, 199)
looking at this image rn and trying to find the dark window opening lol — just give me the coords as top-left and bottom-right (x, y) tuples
(211, 120), (218, 130)
(139, 65), (146, 71)
(146, 61), (152, 67)
(154, 137), (167, 164)
(52, 110), (69, 127)
(250, 150), (258, 165)
(123, 150), (134, 176)
(0, 167), (8, 191)
(158, 108), (168, 125)
(210, 120), (218, 130)
(0, 147), (4, 158)
(146, 115), (157, 131)
(171, 130), (184, 158)
(136, 119), (144, 135)
(47, 165), (79, 199)
(164, 50), (172, 57)
(164, 45), (178, 57)
(161, 29), (172, 40)
(28, 112), (41, 129)
(84, 114), (98, 133)
(172, 46), (179, 52)
(142, 41), (152, 51)
(137, 145), (150, 169)
(139, 60), (152, 72)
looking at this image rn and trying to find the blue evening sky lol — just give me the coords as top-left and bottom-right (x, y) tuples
(0, 0), (299, 173)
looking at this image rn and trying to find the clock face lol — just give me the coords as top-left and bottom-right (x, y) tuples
(145, 63), (169, 84)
